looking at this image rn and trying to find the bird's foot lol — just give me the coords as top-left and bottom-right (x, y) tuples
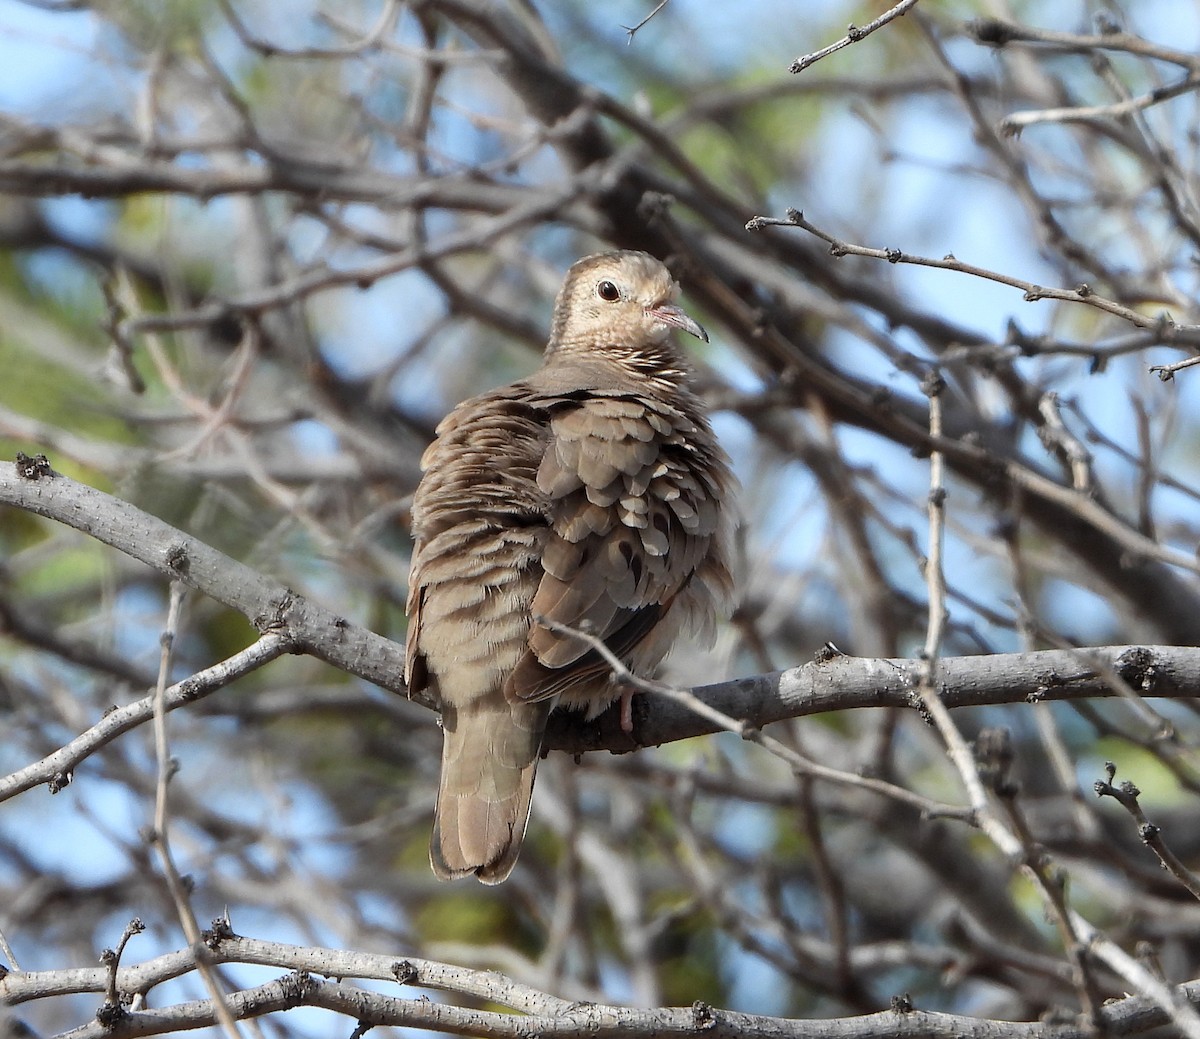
(619, 686), (636, 734)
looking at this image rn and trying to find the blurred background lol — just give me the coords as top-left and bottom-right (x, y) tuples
(3, 0), (1200, 1033)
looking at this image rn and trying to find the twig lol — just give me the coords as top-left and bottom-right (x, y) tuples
(789, 0), (921, 73)
(1150, 353), (1200, 381)
(1000, 72), (1200, 134)
(218, 0), (401, 59)
(1095, 763), (1200, 902)
(969, 18), (1200, 73)
(96, 919), (146, 1025)
(0, 634), (288, 804)
(0, 463), (419, 706)
(917, 390), (1098, 1018)
(118, 189), (576, 338)
(7, 929), (1200, 1038)
(746, 209), (1188, 333)
(34, 955), (1200, 1039)
(2, 935), (575, 1015)
(1036, 392), (1093, 493)
(982, 731), (1105, 1026)
(905, 382), (1198, 1035)
(910, 373), (1012, 849)
(1071, 915), (1200, 1039)
(149, 583), (244, 1039)
(919, 370), (948, 673)
(534, 616), (976, 823)
(0, 926), (19, 971)
(623, 0), (669, 43)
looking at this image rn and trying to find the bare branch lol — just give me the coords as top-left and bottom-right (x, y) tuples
(0, 460), (417, 704)
(789, 0), (923, 74)
(623, 0), (670, 44)
(746, 209), (1191, 332)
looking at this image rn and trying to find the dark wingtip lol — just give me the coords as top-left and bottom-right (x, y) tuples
(474, 846), (520, 884)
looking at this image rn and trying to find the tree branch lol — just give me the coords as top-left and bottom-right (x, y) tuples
(0, 457), (419, 704)
(3, 460), (1200, 761)
(7, 933), (1200, 1039)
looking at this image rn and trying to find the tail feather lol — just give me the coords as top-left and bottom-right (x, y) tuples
(430, 698), (550, 884)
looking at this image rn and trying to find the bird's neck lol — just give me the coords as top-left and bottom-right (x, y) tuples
(542, 335), (693, 395)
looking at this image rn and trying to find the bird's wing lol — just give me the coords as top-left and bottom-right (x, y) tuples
(505, 389), (733, 705)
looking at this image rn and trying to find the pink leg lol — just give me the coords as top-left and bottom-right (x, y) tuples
(619, 687), (635, 733)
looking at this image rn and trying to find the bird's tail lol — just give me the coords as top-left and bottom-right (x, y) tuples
(430, 698), (551, 884)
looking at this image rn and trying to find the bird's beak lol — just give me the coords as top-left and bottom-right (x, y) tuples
(647, 302), (709, 343)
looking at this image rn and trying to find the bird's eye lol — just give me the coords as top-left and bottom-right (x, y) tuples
(596, 280), (621, 302)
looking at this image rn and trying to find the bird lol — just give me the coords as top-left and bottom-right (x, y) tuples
(405, 250), (735, 884)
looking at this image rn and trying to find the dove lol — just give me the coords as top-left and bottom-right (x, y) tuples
(406, 250), (735, 883)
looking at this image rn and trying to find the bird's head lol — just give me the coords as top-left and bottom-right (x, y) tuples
(547, 251), (708, 359)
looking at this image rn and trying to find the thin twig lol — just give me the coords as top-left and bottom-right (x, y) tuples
(789, 0), (922, 73)
(908, 380), (1197, 1034)
(1036, 392), (1093, 493)
(1095, 763), (1200, 902)
(534, 616), (975, 823)
(746, 209), (1187, 333)
(910, 374), (1012, 850)
(969, 18), (1200, 73)
(1001, 72), (1200, 133)
(0, 925), (19, 971)
(149, 583), (244, 1039)
(1150, 353), (1200, 381)
(218, 0), (401, 59)
(1072, 915), (1200, 1039)
(0, 635), (288, 804)
(96, 919), (145, 1024)
(623, 0), (669, 43)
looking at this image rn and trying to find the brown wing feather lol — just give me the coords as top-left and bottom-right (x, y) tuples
(504, 390), (734, 714)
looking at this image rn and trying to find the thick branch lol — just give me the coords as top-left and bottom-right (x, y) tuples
(0, 458), (420, 707)
(8, 934), (1200, 1039)
(0, 159), (533, 210)
(2, 461), (1199, 759)
(545, 644), (1200, 753)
